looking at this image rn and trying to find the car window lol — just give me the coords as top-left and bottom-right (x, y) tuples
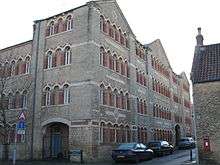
(118, 143), (136, 150)
(136, 144), (141, 149)
(148, 142), (160, 147)
(161, 141), (168, 146)
(140, 143), (146, 149)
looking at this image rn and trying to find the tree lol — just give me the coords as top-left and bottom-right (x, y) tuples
(0, 62), (32, 160)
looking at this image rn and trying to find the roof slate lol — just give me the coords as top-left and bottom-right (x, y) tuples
(192, 43), (220, 84)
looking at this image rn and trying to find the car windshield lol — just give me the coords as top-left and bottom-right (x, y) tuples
(118, 143), (136, 150)
(148, 142), (160, 147)
(180, 139), (189, 142)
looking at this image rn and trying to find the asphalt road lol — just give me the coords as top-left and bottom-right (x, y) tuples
(0, 149), (196, 165)
(111, 149), (195, 165)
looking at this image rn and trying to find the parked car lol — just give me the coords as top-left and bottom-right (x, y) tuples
(112, 143), (154, 163)
(178, 137), (196, 149)
(147, 141), (174, 156)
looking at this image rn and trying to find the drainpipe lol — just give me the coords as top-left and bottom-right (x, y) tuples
(30, 21), (41, 160)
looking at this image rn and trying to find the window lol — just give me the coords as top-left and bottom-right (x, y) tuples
(47, 51), (53, 69)
(66, 15), (73, 31)
(45, 87), (51, 106)
(64, 84), (70, 104)
(49, 21), (55, 36)
(64, 46), (71, 65)
(25, 57), (30, 74)
(15, 92), (20, 109)
(57, 18), (64, 33)
(22, 91), (27, 108)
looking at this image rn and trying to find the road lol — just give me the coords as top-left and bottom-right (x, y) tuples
(112, 149), (195, 165)
(0, 149), (196, 165)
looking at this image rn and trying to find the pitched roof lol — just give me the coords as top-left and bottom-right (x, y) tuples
(191, 43), (220, 84)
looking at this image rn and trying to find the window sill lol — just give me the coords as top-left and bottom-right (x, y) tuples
(8, 73), (30, 78)
(100, 104), (130, 112)
(102, 31), (130, 50)
(9, 107), (28, 110)
(138, 113), (148, 117)
(42, 103), (70, 108)
(137, 82), (148, 89)
(100, 65), (130, 79)
(46, 29), (73, 39)
(44, 64), (71, 71)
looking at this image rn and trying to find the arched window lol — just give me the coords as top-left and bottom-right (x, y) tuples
(100, 47), (105, 65)
(55, 49), (62, 66)
(15, 92), (20, 109)
(137, 98), (140, 113)
(49, 21), (55, 36)
(125, 126), (131, 142)
(100, 84), (105, 105)
(51, 86), (59, 105)
(64, 46), (71, 65)
(144, 101), (147, 114)
(22, 91), (27, 108)
(66, 15), (73, 31)
(125, 93), (129, 110)
(57, 18), (64, 33)
(109, 123), (115, 143)
(119, 29), (125, 45)
(118, 58), (122, 74)
(8, 93), (14, 109)
(124, 61), (129, 77)
(100, 122), (105, 143)
(64, 84), (70, 104)
(15, 59), (22, 75)
(45, 87), (51, 106)
(113, 25), (119, 42)
(47, 51), (53, 69)
(107, 87), (112, 106)
(113, 54), (117, 71)
(107, 20), (111, 36)
(121, 92), (125, 109)
(109, 54), (114, 70)
(25, 57), (30, 74)
(5, 62), (11, 77)
(103, 50), (108, 67)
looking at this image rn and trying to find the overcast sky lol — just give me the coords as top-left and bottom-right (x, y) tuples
(0, 0), (220, 80)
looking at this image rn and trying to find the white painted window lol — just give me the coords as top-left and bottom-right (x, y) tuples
(45, 87), (51, 106)
(64, 84), (70, 104)
(49, 21), (55, 35)
(47, 52), (53, 69)
(66, 16), (73, 31)
(22, 92), (27, 108)
(64, 47), (71, 65)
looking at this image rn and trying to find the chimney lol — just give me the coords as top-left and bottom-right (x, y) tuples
(196, 27), (204, 46)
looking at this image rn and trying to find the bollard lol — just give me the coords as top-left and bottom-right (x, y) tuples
(190, 149), (192, 161)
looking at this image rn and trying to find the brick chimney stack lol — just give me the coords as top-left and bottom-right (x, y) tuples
(196, 27), (204, 46)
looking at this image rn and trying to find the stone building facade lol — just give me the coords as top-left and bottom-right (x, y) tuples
(0, 0), (192, 162)
(191, 28), (220, 164)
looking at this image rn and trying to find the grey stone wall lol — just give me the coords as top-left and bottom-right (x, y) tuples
(193, 81), (220, 164)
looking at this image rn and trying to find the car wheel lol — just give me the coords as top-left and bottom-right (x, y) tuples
(170, 150), (173, 155)
(134, 156), (139, 163)
(149, 153), (153, 160)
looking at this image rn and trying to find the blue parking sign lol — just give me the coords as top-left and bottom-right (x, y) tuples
(17, 121), (26, 129)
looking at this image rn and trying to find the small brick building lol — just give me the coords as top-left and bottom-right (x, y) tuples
(0, 0), (192, 162)
(191, 28), (220, 164)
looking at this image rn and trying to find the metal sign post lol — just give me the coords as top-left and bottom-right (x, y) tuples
(12, 112), (26, 165)
(13, 124), (17, 165)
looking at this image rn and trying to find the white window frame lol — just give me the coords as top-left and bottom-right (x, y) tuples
(47, 54), (53, 69)
(46, 91), (51, 106)
(64, 48), (71, 65)
(64, 86), (70, 104)
(22, 94), (27, 108)
(66, 17), (73, 31)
